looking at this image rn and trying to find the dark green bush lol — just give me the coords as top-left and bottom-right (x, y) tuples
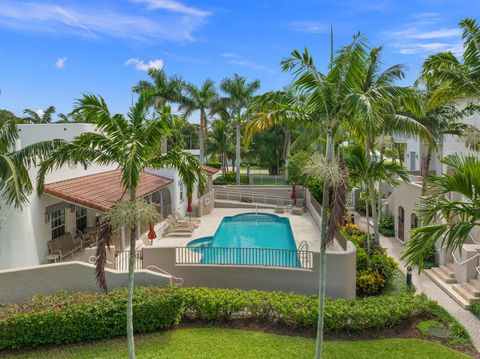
(0, 287), (471, 350)
(0, 287), (183, 350)
(205, 161), (222, 169)
(471, 303), (480, 319)
(213, 171), (249, 185)
(379, 212), (395, 237)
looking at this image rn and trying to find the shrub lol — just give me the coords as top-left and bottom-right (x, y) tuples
(213, 172), (249, 185)
(370, 254), (397, 280)
(379, 212), (395, 237)
(206, 161), (222, 169)
(0, 287), (471, 350)
(356, 271), (386, 295)
(0, 287), (183, 350)
(423, 244), (437, 269)
(471, 303), (480, 319)
(287, 151), (310, 185)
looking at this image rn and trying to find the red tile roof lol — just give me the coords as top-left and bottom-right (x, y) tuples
(44, 170), (173, 213)
(202, 165), (220, 175)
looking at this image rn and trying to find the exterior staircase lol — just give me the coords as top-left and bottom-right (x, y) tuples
(425, 263), (480, 309)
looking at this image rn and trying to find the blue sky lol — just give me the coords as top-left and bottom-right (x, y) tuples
(0, 0), (478, 123)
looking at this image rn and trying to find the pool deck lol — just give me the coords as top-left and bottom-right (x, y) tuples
(146, 208), (334, 252)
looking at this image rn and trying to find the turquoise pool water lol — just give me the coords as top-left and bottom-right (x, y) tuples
(187, 213), (299, 267)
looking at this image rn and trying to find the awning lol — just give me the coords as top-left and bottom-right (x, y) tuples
(44, 170), (173, 213)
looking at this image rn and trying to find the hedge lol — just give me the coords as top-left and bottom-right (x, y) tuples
(0, 287), (471, 350)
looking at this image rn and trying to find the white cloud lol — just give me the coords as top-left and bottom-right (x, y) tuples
(220, 53), (275, 74)
(287, 21), (326, 34)
(125, 58), (164, 71)
(54, 57), (67, 69)
(0, 1), (210, 43)
(393, 28), (461, 40)
(131, 0), (210, 17)
(393, 41), (463, 55)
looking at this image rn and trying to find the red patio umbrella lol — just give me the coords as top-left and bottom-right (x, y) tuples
(148, 223), (157, 246)
(291, 183), (297, 204)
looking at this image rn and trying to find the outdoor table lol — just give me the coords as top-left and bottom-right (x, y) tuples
(46, 253), (60, 263)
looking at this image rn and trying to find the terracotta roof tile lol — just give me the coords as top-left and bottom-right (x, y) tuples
(44, 170), (172, 213)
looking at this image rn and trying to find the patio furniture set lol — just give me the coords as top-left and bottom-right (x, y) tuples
(275, 198), (304, 215)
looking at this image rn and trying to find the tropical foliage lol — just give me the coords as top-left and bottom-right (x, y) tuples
(35, 93), (205, 359)
(402, 155), (480, 269)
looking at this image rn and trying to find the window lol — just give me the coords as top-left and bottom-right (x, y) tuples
(179, 180), (184, 202)
(51, 209), (65, 239)
(76, 206), (87, 232)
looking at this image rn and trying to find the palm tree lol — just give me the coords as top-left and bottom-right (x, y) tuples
(132, 68), (183, 110)
(402, 154), (480, 269)
(206, 118), (233, 173)
(179, 80), (218, 163)
(344, 46), (429, 245)
(219, 74), (260, 184)
(281, 32), (370, 358)
(36, 94), (206, 359)
(0, 120), (61, 208)
(412, 84), (471, 192)
(23, 106), (56, 123)
(246, 89), (307, 180)
(421, 18), (480, 107)
(344, 145), (409, 255)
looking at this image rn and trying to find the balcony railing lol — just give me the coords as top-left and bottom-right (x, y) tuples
(175, 246), (313, 269)
(115, 250), (143, 271)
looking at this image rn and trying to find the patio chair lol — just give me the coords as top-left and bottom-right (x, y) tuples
(175, 210), (201, 226)
(77, 230), (94, 249)
(275, 198), (286, 214)
(292, 198), (305, 215)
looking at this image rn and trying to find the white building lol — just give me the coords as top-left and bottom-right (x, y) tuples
(0, 124), (217, 270)
(387, 99), (480, 308)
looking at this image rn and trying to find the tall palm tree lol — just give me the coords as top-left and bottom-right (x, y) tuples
(345, 46), (429, 245)
(281, 32), (370, 359)
(179, 80), (218, 163)
(344, 145), (409, 255)
(219, 74), (260, 184)
(132, 68), (183, 110)
(206, 118), (233, 173)
(402, 154), (480, 269)
(36, 94), (206, 359)
(421, 18), (480, 107)
(246, 89), (307, 180)
(23, 106), (56, 124)
(0, 120), (61, 208)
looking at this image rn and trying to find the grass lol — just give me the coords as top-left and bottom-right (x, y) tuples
(3, 327), (470, 359)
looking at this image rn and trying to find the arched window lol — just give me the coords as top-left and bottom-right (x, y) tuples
(411, 213), (419, 229)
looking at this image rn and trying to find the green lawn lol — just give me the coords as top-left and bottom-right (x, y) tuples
(3, 327), (470, 359)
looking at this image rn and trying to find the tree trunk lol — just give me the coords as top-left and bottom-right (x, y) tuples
(365, 140), (379, 246)
(377, 152), (384, 224)
(235, 119), (241, 185)
(365, 190), (371, 258)
(199, 110), (206, 164)
(315, 131), (333, 359)
(127, 190), (137, 359)
(284, 128), (291, 181)
(421, 147), (432, 194)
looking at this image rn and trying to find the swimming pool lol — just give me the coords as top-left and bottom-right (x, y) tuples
(186, 213), (301, 267)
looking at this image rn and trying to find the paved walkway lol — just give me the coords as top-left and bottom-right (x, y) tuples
(353, 212), (480, 353)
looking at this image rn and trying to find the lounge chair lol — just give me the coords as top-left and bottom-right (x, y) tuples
(275, 198), (286, 214)
(47, 232), (83, 261)
(168, 215), (197, 230)
(175, 210), (201, 226)
(162, 218), (195, 237)
(292, 199), (304, 215)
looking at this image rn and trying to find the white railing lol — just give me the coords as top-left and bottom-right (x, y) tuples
(146, 265), (184, 285)
(451, 251), (480, 266)
(214, 190), (293, 206)
(298, 240), (309, 251)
